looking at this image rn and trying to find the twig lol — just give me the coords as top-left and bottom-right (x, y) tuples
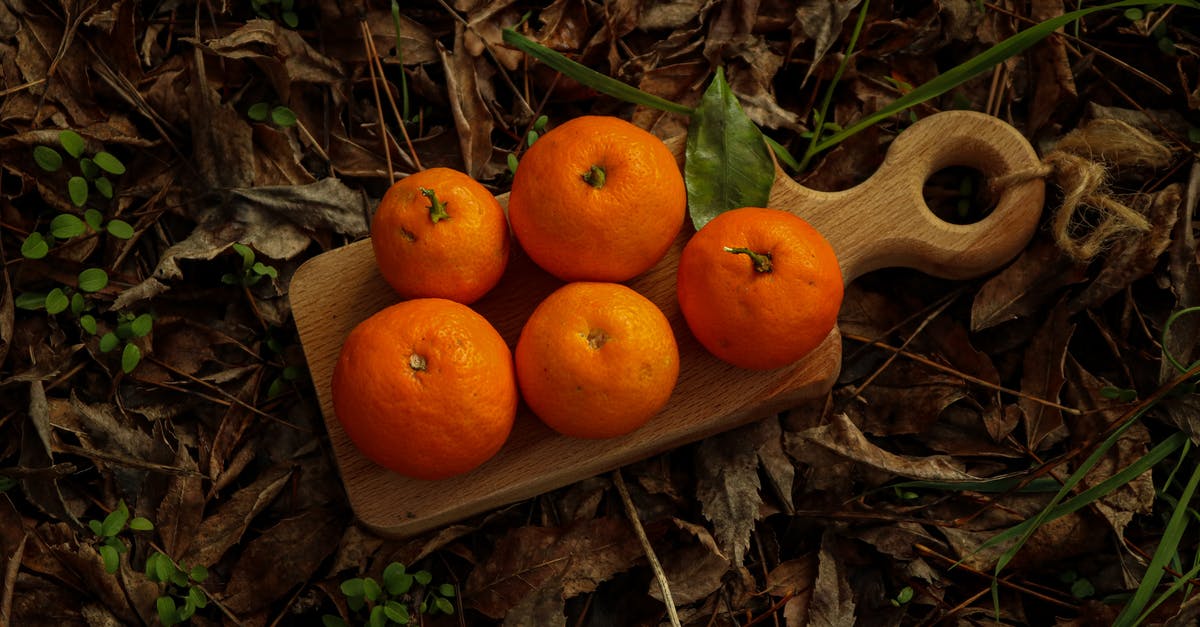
(142, 357), (310, 432)
(613, 469), (680, 627)
(361, 21), (422, 171)
(842, 332), (1083, 415)
(846, 291), (959, 400)
(56, 444), (204, 476)
(360, 21), (396, 184)
(914, 543), (1080, 611)
(0, 531), (27, 626)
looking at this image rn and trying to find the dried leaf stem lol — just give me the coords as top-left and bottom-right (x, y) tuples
(360, 20), (422, 172)
(613, 469), (681, 627)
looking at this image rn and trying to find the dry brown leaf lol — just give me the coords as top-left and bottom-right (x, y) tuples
(201, 19), (343, 101)
(1064, 358), (1153, 542)
(62, 393), (171, 500)
(0, 261), (12, 369)
(799, 124), (882, 192)
(253, 125), (316, 186)
(20, 382), (80, 526)
(726, 44), (804, 132)
(639, 0), (712, 30)
(1160, 162), (1199, 386)
(1071, 185), (1182, 312)
(851, 363), (968, 436)
(808, 528), (857, 626)
(695, 419), (770, 567)
(971, 237), (1087, 331)
(649, 519), (730, 604)
(465, 517), (646, 619)
(792, 0), (862, 85)
(501, 579), (567, 627)
(440, 23), (502, 180)
(1028, 0), (1077, 133)
(533, 0), (590, 51)
(221, 507), (344, 614)
(1020, 301), (1074, 451)
(183, 465), (292, 568)
(787, 413), (981, 482)
(155, 445), (205, 559)
(756, 417), (797, 512)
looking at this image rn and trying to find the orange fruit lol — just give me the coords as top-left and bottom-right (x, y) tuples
(507, 116), (686, 282)
(514, 282), (680, 439)
(676, 207), (843, 370)
(331, 298), (517, 480)
(371, 167), (509, 304)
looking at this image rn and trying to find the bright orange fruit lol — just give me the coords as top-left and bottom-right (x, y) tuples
(331, 298), (517, 480)
(371, 167), (509, 304)
(507, 116), (686, 282)
(676, 207), (843, 370)
(514, 282), (680, 439)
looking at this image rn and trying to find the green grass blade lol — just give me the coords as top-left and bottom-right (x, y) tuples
(799, 0), (871, 172)
(1116, 459), (1200, 625)
(1135, 560), (1200, 626)
(812, 0), (1200, 156)
(502, 29), (694, 117)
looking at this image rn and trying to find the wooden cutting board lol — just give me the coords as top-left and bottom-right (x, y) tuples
(290, 110), (1045, 538)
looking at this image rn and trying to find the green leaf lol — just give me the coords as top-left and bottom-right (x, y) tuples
(70, 292), (85, 315)
(434, 596), (454, 614)
(340, 578), (365, 599)
(84, 209), (103, 231)
(190, 565), (209, 583)
(78, 268), (109, 293)
(129, 516), (153, 531)
(178, 598), (196, 621)
(267, 377), (285, 398)
(384, 600), (410, 624)
(104, 536), (126, 553)
(80, 314), (98, 335)
(684, 67), (773, 230)
(50, 214), (86, 239)
(88, 519), (104, 536)
(21, 232), (49, 259)
(533, 114), (549, 132)
(1071, 578), (1095, 599)
(15, 292), (47, 310)
(45, 288), (69, 315)
(93, 151), (126, 175)
(526, 130), (539, 146)
(68, 176), (88, 206)
(131, 313), (153, 338)
(248, 102), (270, 121)
(502, 29), (693, 116)
(232, 242), (255, 271)
(34, 145), (63, 171)
(896, 585), (914, 604)
(438, 583), (455, 597)
(106, 219), (134, 239)
(170, 567), (189, 588)
(347, 596), (365, 612)
(100, 544), (120, 574)
(122, 342), (141, 374)
(363, 577), (383, 602)
(188, 585), (206, 607)
(157, 596), (178, 627)
(507, 153), (519, 175)
(812, 0), (1200, 158)
(95, 176), (114, 199)
(80, 158), (99, 180)
(271, 106), (298, 127)
(283, 10), (299, 27)
(322, 616), (349, 627)
(59, 130), (85, 158)
(100, 332), (120, 353)
(369, 605), (386, 627)
(414, 570), (432, 586)
(282, 365), (302, 381)
(252, 261), (278, 278)
(101, 501), (130, 536)
(383, 562), (408, 594)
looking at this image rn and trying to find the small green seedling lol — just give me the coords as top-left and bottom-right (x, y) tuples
(16, 267), (108, 315)
(890, 585), (914, 607)
(324, 562), (456, 626)
(87, 500), (154, 574)
(146, 551), (209, 626)
(1100, 386), (1138, 403)
(508, 115), (549, 176)
(1058, 570), (1095, 599)
(223, 243), (279, 287)
(99, 312), (154, 374)
(248, 102), (298, 127)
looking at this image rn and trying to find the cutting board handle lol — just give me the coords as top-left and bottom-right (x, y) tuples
(769, 110), (1046, 283)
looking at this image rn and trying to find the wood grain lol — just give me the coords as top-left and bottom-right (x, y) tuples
(290, 110), (1044, 538)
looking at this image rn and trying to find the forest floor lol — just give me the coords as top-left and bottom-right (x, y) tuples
(2, 1), (1200, 625)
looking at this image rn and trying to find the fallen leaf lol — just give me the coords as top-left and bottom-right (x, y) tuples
(765, 554), (817, 620)
(221, 507), (344, 614)
(253, 125), (316, 186)
(1027, 0), (1077, 133)
(695, 419), (768, 567)
(501, 579), (567, 627)
(1160, 162), (1199, 385)
(649, 519), (730, 604)
(187, 59), (255, 190)
(851, 363), (968, 436)
(0, 261), (11, 371)
(465, 517), (647, 619)
(756, 417), (796, 513)
(792, 0), (863, 85)
(1063, 357), (1154, 542)
(64, 393), (170, 500)
(725, 41), (804, 132)
(971, 237), (1087, 331)
(638, 0), (713, 31)
(327, 524), (384, 576)
(1071, 185), (1181, 312)
(155, 445), (205, 559)
(1020, 301), (1074, 451)
(787, 413), (981, 482)
(20, 382), (79, 526)
(439, 23), (502, 180)
(201, 19), (343, 101)
(183, 465), (292, 568)
(808, 528), (857, 626)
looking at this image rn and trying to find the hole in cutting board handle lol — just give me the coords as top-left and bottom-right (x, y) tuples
(922, 165), (995, 225)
